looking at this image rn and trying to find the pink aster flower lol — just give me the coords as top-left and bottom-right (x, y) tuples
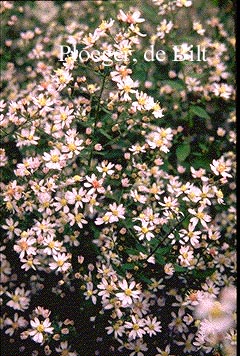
(49, 252), (72, 273)
(29, 317), (53, 344)
(210, 157), (232, 178)
(125, 315), (146, 339)
(117, 10), (145, 24)
(116, 279), (141, 307)
(188, 206), (211, 229)
(43, 148), (66, 170)
(84, 174), (105, 195)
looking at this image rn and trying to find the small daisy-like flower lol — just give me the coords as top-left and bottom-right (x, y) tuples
(129, 144), (146, 155)
(157, 19), (173, 39)
(6, 287), (31, 311)
(65, 187), (89, 209)
(144, 316), (162, 336)
(49, 252), (72, 273)
(83, 282), (98, 305)
(193, 21), (205, 35)
(155, 344), (175, 356)
(117, 76), (138, 101)
(97, 277), (117, 300)
(68, 210), (88, 229)
(43, 148), (66, 170)
(1, 218), (21, 239)
(96, 160), (115, 177)
(84, 174), (105, 195)
(178, 245), (195, 267)
(4, 313), (28, 336)
(210, 157), (232, 178)
(179, 223), (202, 248)
(188, 206), (211, 229)
(14, 235), (37, 259)
(16, 128), (40, 147)
(55, 341), (78, 355)
(29, 317), (53, 344)
(125, 315), (146, 339)
(106, 320), (125, 339)
(116, 279), (141, 307)
(134, 222), (155, 241)
(117, 9), (145, 24)
(127, 339), (148, 356)
(62, 136), (84, 158)
(211, 82), (234, 99)
(176, 0), (192, 7)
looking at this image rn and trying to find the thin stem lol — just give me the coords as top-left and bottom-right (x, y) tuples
(145, 212), (190, 261)
(87, 73), (108, 168)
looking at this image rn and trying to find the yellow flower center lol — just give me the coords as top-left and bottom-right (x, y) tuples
(153, 103), (160, 111)
(12, 322), (18, 330)
(60, 198), (67, 206)
(113, 323), (120, 330)
(61, 350), (69, 356)
(209, 302), (224, 319)
(138, 97), (146, 105)
(133, 323), (140, 330)
(36, 324), (45, 333)
(51, 154), (59, 163)
(106, 285), (114, 292)
(196, 212), (204, 219)
(156, 139), (163, 146)
(123, 85), (131, 93)
(75, 213), (83, 223)
(12, 295), (20, 302)
(141, 226), (149, 234)
(60, 113), (67, 121)
(68, 143), (76, 151)
(124, 288), (132, 296)
(217, 190), (223, 198)
(38, 97), (46, 106)
(48, 241), (55, 249)
(217, 163), (226, 173)
(59, 76), (67, 84)
(57, 259), (64, 267)
(19, 241), (28, 250)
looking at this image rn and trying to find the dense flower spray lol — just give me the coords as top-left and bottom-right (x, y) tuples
(0, 1), (236, 355)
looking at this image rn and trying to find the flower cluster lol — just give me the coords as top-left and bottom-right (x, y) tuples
(0, 1), (236, 355)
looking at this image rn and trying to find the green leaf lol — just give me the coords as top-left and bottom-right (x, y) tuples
(125, 248), (140, 256)
(192, 158), (211, 170)
(155, 254), (165, 265)
(174, 264), (188, 272)
(99, 129), (112, 140)
(155, 246), (171, 256)
(191, 268), (216, 279)
(176, 143), (191, 162)
(162, 80), (184, 90)
(121, 263), (135, 271)
(138, 274), (153, 284)
(190, 106), (210, 119)
(199, 143), (208, 151)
